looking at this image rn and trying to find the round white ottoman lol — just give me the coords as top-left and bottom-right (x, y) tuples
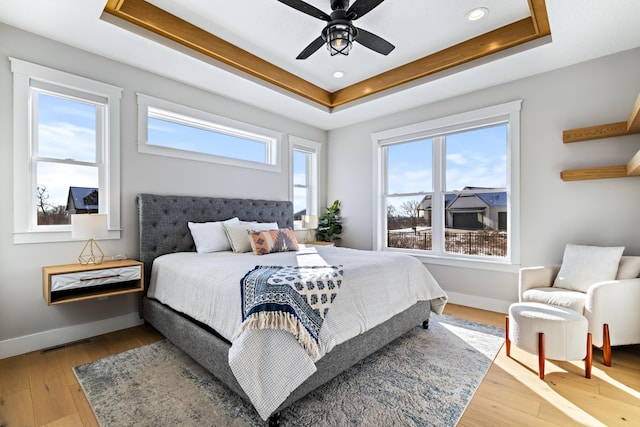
(506, 302), (592, 379)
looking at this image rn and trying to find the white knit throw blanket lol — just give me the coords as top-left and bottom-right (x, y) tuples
(235, 265), (343, 361)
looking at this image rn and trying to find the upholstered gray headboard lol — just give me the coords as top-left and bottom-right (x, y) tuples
(136, 193), (293, 289)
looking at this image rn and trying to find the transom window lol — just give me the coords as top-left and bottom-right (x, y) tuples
(373, 101), (521, 267)
(137, 94), (281, 172)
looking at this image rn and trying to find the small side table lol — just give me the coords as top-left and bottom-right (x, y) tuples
(506, 302), (592, 379)
(43, 259), (143, 305)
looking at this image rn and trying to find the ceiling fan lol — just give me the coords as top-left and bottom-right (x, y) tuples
(277, 0), (395, 59)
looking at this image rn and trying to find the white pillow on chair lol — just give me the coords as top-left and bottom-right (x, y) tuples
(553, 244), (624, 292)
(616, 256), (640, 279)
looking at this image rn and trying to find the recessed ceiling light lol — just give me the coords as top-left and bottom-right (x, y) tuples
(332, 71), (345, 79)
(466, 7), (488, 21)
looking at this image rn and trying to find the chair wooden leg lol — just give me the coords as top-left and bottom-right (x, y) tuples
(505, 316), (511, 357)
(538, 332), (545, 380)
(602, 324), (612, 367)
(585, 332), (592, 379)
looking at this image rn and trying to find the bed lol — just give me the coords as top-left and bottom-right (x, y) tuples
(137, 193), (447, 422)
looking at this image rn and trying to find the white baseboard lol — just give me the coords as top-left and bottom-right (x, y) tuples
(0, 312), (144, 360)
(0, 294), (510, 359)
(445, 291), (512, 314)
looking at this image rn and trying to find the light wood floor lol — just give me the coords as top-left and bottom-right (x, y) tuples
(1, 304), (638, 426)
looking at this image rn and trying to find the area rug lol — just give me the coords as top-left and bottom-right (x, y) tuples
(73, 314), (504, 427)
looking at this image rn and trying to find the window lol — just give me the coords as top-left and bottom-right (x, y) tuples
(11, 58), (122, 244)
(289, 136), (321, 229)
(137, 94), (281, 171)
(372, 101), (521, 267)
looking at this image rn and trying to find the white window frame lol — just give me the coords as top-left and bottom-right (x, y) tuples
(372, 100), (521, 271)
(10, 58), (122, 244)
(137, 93), (282, 172)
(289, 135), (321, 229)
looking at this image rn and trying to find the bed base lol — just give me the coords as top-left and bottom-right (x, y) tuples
(143, 296), (430, 418)
(136, 193), (432, 421)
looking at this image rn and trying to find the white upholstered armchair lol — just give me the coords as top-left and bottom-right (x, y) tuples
(519, 251), (640, 366)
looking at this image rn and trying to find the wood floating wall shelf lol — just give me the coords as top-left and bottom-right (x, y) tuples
(560, 93), (640, 181)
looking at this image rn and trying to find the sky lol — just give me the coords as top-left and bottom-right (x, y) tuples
(147, 116), (267, 163)
(37, 93), (507, 216)
(292, 150), (308, 215)
(36, 93), (99, 207)
(387, 123), (507, 194)
(37, 93), (272, 208)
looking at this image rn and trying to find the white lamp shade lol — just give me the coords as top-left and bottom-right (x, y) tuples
(71, 214), (108, 239)
(302, 214), (318, 229)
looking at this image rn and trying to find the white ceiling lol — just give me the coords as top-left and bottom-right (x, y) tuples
(1, 1), (640, 130)
(146, 0), (532, 91)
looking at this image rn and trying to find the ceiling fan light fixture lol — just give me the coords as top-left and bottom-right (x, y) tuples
(281, 0), (392, 59)
(466, 7), (488, 21)
(325, 23), (355, 56)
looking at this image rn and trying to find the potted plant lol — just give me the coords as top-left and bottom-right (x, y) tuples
(315, 200), (342, 243)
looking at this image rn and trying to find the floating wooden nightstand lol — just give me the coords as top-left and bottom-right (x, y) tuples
(43, 259), (143, 305)
(561, 92), (640, 181)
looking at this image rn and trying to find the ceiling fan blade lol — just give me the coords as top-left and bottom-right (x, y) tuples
(346, 0), (386, 20)
(277, 0), (331, 21)
(354, 27), (395, 55)
(296, 36), (326, 59)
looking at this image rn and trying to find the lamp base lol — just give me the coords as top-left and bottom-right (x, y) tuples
(305, 229), (315, 243)
(78, 238), (105, 265)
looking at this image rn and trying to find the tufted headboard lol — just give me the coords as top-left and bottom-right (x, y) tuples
(136, 193), (293, 289)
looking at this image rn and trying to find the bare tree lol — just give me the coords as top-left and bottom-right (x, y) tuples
(49, 204), (70, 225)
(386, 203), (400, 230)
(399, 200), (422, 229)
(36, 185), (52, 225)
(387, 204), (398, 217)
(36, 186), (69, 225)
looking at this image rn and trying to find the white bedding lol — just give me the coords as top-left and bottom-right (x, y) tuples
(148, 245), (447, 419)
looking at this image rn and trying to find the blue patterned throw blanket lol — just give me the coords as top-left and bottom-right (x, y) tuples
(236, 265), (343, 361)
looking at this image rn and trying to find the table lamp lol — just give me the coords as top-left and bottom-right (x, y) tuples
(71, 214), (108, 264)
(301, 214), (318, 243)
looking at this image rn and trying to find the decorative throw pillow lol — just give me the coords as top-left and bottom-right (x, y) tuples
(249, 228), (299, 255)
(616, 256), (640, 279)
(553, 244), (625, 292)
(222, 221), (279, 253)
(188, 217), (240, 253)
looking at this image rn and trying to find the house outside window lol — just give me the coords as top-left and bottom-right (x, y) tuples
(10, 58), (122, 244)
(289, 136), (321, 228)
(137, 94), (281, 172)
(372, 101), (521, 267)
(66, 187), (99, 215)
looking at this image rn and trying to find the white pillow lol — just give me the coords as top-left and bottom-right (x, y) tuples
(188, 217), (240, 253)
(222, 221), (279, 253)
(616, 256), (640, 279)
(553, 244), (625, 292)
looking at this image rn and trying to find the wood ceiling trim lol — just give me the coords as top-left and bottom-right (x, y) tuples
(331, 17), (547, 106)
(102, 0), (551, 109)
(102, 0), (332, 107)
(528, 0), (551, 34)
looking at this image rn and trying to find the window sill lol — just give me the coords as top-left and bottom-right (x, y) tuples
(138, 143), (281, 173)
(383, 248), (521, 273)
(14, 230), (121, 245)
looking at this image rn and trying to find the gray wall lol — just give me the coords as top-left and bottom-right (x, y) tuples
(0, 23), (326, 357)
(327, 48), (640, 311)
(2, 19), (639, 358)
